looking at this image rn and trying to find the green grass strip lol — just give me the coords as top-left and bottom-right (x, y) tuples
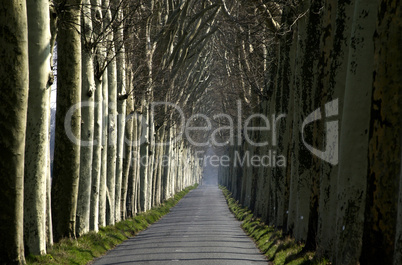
(27, 184), (198, 265)
(220, 186), (330, 265)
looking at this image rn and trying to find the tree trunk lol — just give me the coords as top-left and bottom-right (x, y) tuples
(286, 18), (300, 236)
(24, 0), (52, 255)
(274, 5), (294, 230)
(52, 0), (82, 241)
(99, 66), (108, 227)
(361, 1), (402, 264)
(127, 108), (139, 217)
(162, 125), (171, 201)
(121, 69), (133, 219)
(291, 0), (311, 241)
(76, 0), (95, 237)
(139, 97), (150, 212)
(254, 101), (269, 219)
(154, 126), (166, 206)
(103, 0), (117, 225)
(134, 112), (142, 213)
(317, 0), (354, 259)
(335, 0), (378, 263)
(0, 0), (28, 262)
(89, 0), (103, 233)
(114, 2), (126, 221)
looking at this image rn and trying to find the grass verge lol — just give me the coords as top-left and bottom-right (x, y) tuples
(27, 184), (198, 265)
(220, 186), (330, 265)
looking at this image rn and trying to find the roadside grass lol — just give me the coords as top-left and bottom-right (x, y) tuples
(26, 184), (198, 265)
(220, 186), (330, 265)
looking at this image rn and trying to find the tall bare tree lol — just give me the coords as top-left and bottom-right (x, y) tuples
(76, 0), (96, 237)
(0, 1), (28, 263)
(24, 0), (52, 255)
(361, 1), (402, 264)
(51, 0), (82, 241)
(90, 0), (104, 232)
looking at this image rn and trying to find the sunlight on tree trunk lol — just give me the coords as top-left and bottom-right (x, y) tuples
(76, 0), (95, 237)
(24, 0), (52, 255)
(51, 0), (82, 241)
(0, 1), (28, 263)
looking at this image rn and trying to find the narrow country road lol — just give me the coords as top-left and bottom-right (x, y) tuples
(91, 184), (268, 265)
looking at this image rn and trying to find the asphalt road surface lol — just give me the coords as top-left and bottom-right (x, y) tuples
(91, 184), (268, 265)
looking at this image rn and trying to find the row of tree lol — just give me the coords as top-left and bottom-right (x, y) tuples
(0, 0), (220, 263)
(2, 0), (401, 263)
(216, 0), (401, 264)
